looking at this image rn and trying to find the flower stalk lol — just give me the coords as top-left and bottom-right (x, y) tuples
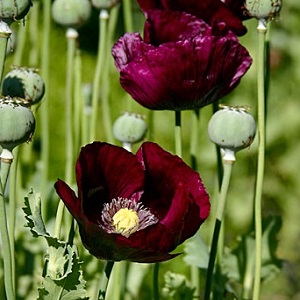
(0, 21), (12, 82)
(253, 19), (268, 300)
(98, 261), (115, 300)
(153, 263), (160, 300)
(204, 153), (234, 300)
(175, 111), (182, 157)
(0, 150), (15, 299)
(90, 9), (109, 141)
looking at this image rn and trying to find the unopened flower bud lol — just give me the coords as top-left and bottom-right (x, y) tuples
(0, 0), (32, 24)
(91, 0), (120, 10)
(2, 67), (45, 105)
(52, 0), (92, 28)
(0, 97), (35, 151)
(245, 0), (282, 21)
(208, 105), (256, 154)
(113, 112), (147, 144)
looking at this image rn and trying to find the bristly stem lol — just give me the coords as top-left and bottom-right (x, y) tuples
(98, 260), (115, 300)
(175, 111), (182, 157)
(204, 155), (234, 300)
(253, 19), (267, 300)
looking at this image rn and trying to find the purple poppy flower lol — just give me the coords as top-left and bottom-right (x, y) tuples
(136, 0), (249, 36)
(54, 142), (210, 263)
(112, 10), (252, 111)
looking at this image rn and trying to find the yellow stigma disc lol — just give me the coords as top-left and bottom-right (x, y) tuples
(112, 208), (140, 237)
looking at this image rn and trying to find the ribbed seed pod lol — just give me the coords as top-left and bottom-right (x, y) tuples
(2, 67), (45, 105)
(0, 97), (35, 151)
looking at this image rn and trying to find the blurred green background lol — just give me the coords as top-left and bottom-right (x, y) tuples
(2, 0), (300, 298)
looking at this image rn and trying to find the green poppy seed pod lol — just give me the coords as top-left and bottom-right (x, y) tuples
(0, 97), (35, 151)
(113, 112), (147, 144)
(2, 67), (45, 105)
(0, 0), (32, 24)
(51, 0), (92, 28)
(245, 0), (282, 21)
(91, 0), (120, 9)
(208, 106), (256, 154)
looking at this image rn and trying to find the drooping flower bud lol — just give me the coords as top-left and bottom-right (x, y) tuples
(2, 66), (45, 105)
(113, 112), (147, 147)
(244, 0), (282, 22)
(91, 0), (120, 10)
(208, 105), (256, 161)
(51, 0), (92, 28)
(0, 0), (32, 24)
(0, 97), (35, 151)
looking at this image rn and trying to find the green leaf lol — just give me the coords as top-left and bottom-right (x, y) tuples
(23, 189), (49, 238)
(222, 216), (283, 288)
(23, 190), (89, 299)
(23, 189), (63, 248)
(161, 271), (195, 300)
(183, 232), (209, 269)
(38, 244), (89, 299)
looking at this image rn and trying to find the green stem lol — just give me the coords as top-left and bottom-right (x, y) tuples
(98, 261), (115, 300)
(54, 200), (65, 238)
(65, 28), (77, 183)
(29, 1), (40, 66)
(40, 0), (51, 207)
(8, 148), (20, 293)
(175, 111), (182, 157)
(190, 109), (200, 171)
(153, 263), (160, 300)
(0, 21), (12, 82)
(90, 10), (109, 142)
(190, 110), (201, 295)
(122, 0), (133, 32)
(204, 156), (234, 300)
(13, 21), (27, 65)
(0, 150), (15, 299)
(108, 262), (122, 300)
(74, 49), (82, 150)
(253, 19), (267, 300)
(101, 34), (113, 143)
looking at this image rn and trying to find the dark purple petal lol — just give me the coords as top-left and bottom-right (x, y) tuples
(55, 142), (210, 263)
(80, 221), (179, 262)
(116, 36), (252, 110)
(112, 32), (155, 71)
(76, 142), (145, 223)
(137, 0), (248, 35)
(144, 10), (211, 45)
(55, 179), (83, 221)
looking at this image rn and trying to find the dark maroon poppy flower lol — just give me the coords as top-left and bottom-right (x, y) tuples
(55, 142), (210, 263)
(112, 10), (252, 111)
(136, 0), (250, 36)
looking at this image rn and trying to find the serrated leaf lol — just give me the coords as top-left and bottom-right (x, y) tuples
(47, 245), (69, 280)
(39, 245), (88, 300)
(23, 189), (49, 237)
(23, 190), (89, 299)
(183, 233), (209, 269)
(23, 189), (65, 248)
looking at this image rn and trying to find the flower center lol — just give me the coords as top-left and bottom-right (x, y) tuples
(99, 197), (158, 238)
(112, 208), (140, 237)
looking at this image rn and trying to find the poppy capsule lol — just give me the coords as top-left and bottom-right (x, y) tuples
(208, 105), (256, 156)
